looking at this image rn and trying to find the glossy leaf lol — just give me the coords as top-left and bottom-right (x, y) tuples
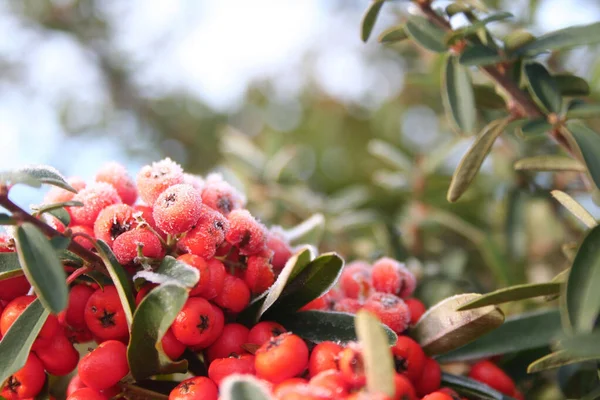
(443, 55), (476, 134)
(473, 85), (506, 109)
(561, 331), (600, 359)
(516, 21), (600, 55)
(95, 240), (136, 327)
(514, 156), (586, 172)
(0, 165), (76, 192)
(276, 310), (397, 345)
(0, 252), (23, 280)
(220, 375), (272, 400)
(361, 0), (385, 42)
(447, 119), (508, 202)
(565, 121), (600, 190)
(565, 225), (600, 332)
(518, 118), (552, 139)
(504, 30), (536, 53)
(413, 294), (504, 356)
(446, 12), (512, 45)
(551, 190), (597, 228)
(527, 350), (596, 373)
(378, 25), (408, 43)
(48, 208), (71, 227)
(459, 45), (504, 66)
(128, 283), (189, 380)
(437, 309), (562, 362)
(0, 299), (48, 385)
(405, 15), (447, 53)
(0, 213), (16, 225)
(14, 223), (68, 314)
(457, 282), (561, 311)
(356, 310), (395, 397)
(134, 256), (200, 289)
(284, 214), (325, 246)
(555, 74), (591, 96)
(441, 373), (515, 400)
(566, 102), (600, 119)
(524, 62), (562, 114)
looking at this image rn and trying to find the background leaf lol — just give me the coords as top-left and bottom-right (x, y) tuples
(361, 0), (385, 42)
(459, 45), (504, 66)
(564, 122), (600, 190)
(283, 214), (325, 246)
(0, 252), (23, 280)
(555, 74), (590, 96)
(457, 283), (561, 310)
(405, 15), (447, 52)
(551, 190), (597, 228)
(527, 350), (595, 373)
(524, 62), (562, 114)
(518, 118), (552, 139)
(220, 375), (272, 400)
(378, 25), (408, 43)
(566, 102), (600, 119)
(514, 156), (586, 172)
(443, 54), (476, 134)
(442, 373), (516, 400)
(0, 165), (76, 192)
(517, 21), (600, 55)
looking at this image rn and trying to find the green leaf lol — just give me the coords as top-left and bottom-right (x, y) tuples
(561, 331), (600, 359)
(516, 21), (600, 55)
(275, 310), (397, 345)
(0, 214), (16, 225)
(524, 62), (562, 114)
(378, 25), (408, 43)
(95, 240), (135, 327)
(0, 299), (48, 385)
(514, 156), (586, 172)
(565, 121), (600, 190)
(48, 208), (71, 227)
(284, 214), (325, 246)
(356, 310), (395, 397)
(473, 85), (506, 109)
(446, 3), (471, 17)
(457, 283), (562, 311)
(445, 12), (513, 45)
(443, 54), (477, 134)
(459, 45), (504, 66)
(527, 350), (597, 373)
(555, 74), (591, 96)
(264, 253), (344, 317)
(0, 252), (23, 280)
(361, 0), (385, 42)
(0, 165), (76, 192)
(128, 283), (189, 380)
(220, 375), (272, 400)
(565, 224), (600, 333)
(447, 119), (509, 202)
(405, 15), (447, 53)
(134, 256), (200, 289)
(14, 223), (67, 314)
(518, 118), (552, 139)
(551, 190), (597, 228)
(441, 373), (515, 400)
(566, 102), (600, 119)
(437, 309), (562, 362)
(413, 293), (505, 356)
(367, 139), (412, 170)
(504, 30), (536, 53)
(34, 200), (83, 215)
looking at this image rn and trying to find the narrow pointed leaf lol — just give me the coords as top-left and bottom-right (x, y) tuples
(413, 294), (505, 356)
(378, 25), (408, 43)
(356, 310), (395, 397)
(0, 214), (16, 225)
(220, 375), (272, 400)
(0, 299), (48, 384)
(405, 15), (447, 53)
(0, 252), (23, 280)
(284, 214), (325, 246)
(134, 256), (199, 289)
(0, 165), (76, 192)
(459, 45), (504, 66)
(518, 118), (552, 139)
(361, 0), (385, 42)
(528, 350), (596, 373)
(555, 74), (590, 96)
(447, 119), (508, 202)
(437, 309), (562, 362)
(442, 373), (515, 400)
(565, 121), (600, 190)
(457, 282), (561, 311)
(566, 102), (600, 119)
(524, 62), (562, 114)
(551, 190), (597, 228)
(14, 223), (68, 313)
(275, 310), (397, 345)
(565, 224), (600, 333)
(516, 22), (600, 55)
(514, 156), (585, 172)
(34, 201), (83, 216)
(446, 12), (513, 45)
(443, 55), (476, 134)
(128, 283), (189, 380)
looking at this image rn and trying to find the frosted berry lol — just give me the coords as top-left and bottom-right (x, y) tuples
(153, 184), (202, 235)
(93, 204), (137, 247)
(266, 230), (293, 270)
(95, 162), (138, 205)
(201, 173), (246, 215)
(363, 292), (411, 333)
(70, 225), (96, 251)
(183, 173), (205, 192)
(371, 257), (416, 299)
(339, 261), (372, 300)
(133, 204), (165, 239)
(225, 209), (267, 256)
(243, 255), (275, 295)
(69, 182), (122, 227)
(179, 205), (229, 259)
(43, 176), (86, 204)
(137, 158), (184, 205)
(112, 228), (164, 265)
(214, 275), (251, 313)
(333, 298), (363, 314)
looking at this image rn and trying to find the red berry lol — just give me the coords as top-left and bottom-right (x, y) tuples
(243, 255), (275, 295)
(112, 228), (164, 265)
(339, 261), (372, 300)
(300, 295), (328, 311)
(214, 275), (251, 313)
(247, 321), (287, 346)
(437, 387), (459, 398)
(65, 284), (95, 330)
(95, 162), (138, 205)
(208, 354), (255, 386)
(43, 177), (86, 204)
(394, 373), (417, 400)
(201, 173), (246, 216)
(67, 388), (109, 400)
(333, 298), (363, 314)
(309, 341), (343, 377)
(70, 225), (96, 251)
(422, 392), (454, 400)
(135, 283), (157, 306)
(169, 376), (218, 400)
(266, 231), (293, 270)
(34, 333), (79, 375)
(469, 360), (515, 396)
(69, 182), (122, 227)
(255, 333), (309, 384)
(206, 323), (250, 362)
(176, 254), (210, 297)
(1, 353), (46, 399)
(78, 340), (129, 390)
(190, 303), (226, 350)
(338, 345), (365, 388)
(404, 298), (426, 325)
(0, 275), (31, 302)
(273, 378), (308, 397)
(1, 295), (59, 350)
(179, 205), (229, 259)
(93, 204), (137, 247)
(183, 173), (205, 192)
(201, 259), (227, 300)
(371, 258), (416, 299)
(162, 328), (187, 361)
(392, 336), (426, 383)
(275, 383), (333, 400)
(171, 297), (224, 347)
(309, 370), (349, 397)
(225, 209), (267, 256)
(153, 184), (202, 235)
(414, 357), (441, 397)
(137, 158), (184, 205)
(66, 374), (87, 396)
(363, 292), (410, 333)
(133, 204), (165, 239)
(84, 286), (129, 342)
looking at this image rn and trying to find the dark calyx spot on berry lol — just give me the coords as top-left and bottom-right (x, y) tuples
(216, 196), (232, 214)
(214, 220), (225, 231)
(110, 220), (132, 240)
(401, 396), (411, 400)
(197, 315), (210, 332)
(99, 309), (117, 327)
(6, 376), (20, 393)
(394, 355), (408, 373)
(380, 295), (400, 309)
(266, 336), (283, 351)
(239, 230), (252, 249)
(164, 193), (177, 207)
(271, 327), (283, 337)
(179, 380), (194, 394)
